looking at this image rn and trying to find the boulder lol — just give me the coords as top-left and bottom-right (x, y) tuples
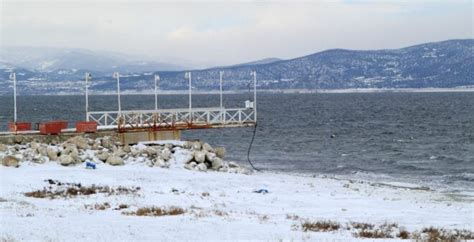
(205, 152), (216, 163)
(202, 143), (214, 153)
(229, 161), (240, 168)
(101, 138), (113, 149)
(13, 135), (24, 144)
(106, 156), (124, 166)
(91, 142), (101, 150)
(70, 150), (82, 164)
(164, 143), (174, 150)
(0, 144), (7, 152)
(196, 163), (207, 172)
(211, 157), (223, 170)
(122, 144), (131, 153)
(30, 141), (40, 150)
(2, 156), (19, 168)
(193, 151), (206, 163)
(184, 161), (197, 170)
(114, 148), (127, 158)
(59, 154), (75, 166)
(192, 141), (202, 150)
(32, 154), (48, 164)
(37, 146), (48, 157)
(62, 144), (78, 155)
(145, 147), (158, 156)
(154, 158), (168, 168)
(96, 151), (110, 162)
(47, 148), (58, 161)
(66, 136), (88, 150)
(215, 147), (226, 159)
(160, 148), (172, 161)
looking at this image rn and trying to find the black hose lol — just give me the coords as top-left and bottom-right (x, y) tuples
(247, 123), (261, 172)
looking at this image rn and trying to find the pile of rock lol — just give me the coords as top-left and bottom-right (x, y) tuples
(0, 135), (248, 174)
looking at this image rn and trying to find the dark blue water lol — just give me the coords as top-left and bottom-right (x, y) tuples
(0, 93), (473, 192)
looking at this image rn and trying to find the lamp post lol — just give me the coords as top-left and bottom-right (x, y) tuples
(154, 74), (160, 112)
(113, 72), (121, 114)
(251, 71), (257, 122)
(219, 71), (223, 112)
(185, 72), (192, 122)
(9, 72), (17, 124)
(85, 72), (92, 121)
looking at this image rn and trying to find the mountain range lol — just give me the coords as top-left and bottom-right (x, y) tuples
(0, 39), (472, 95)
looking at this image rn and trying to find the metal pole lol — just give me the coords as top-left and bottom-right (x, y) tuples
(188, 72), (192, 122)
(114, 72), (121, 114)
(154, 74), (160, 112)
(10, 73), (17, 124)
(85, 73), (90, 121)
(253, 71), (257, 122)
(220, 71), (223, 111)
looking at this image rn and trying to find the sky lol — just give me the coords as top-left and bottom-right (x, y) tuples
(1, 0), (473, 67)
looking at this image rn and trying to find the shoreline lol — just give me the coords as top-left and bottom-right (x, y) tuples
(1, 87), (473, 96)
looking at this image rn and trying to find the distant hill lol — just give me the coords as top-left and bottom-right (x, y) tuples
(0, 39), (472, 95)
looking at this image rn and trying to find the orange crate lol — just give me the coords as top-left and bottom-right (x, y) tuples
(76, 121), (97, 133)
(39, 121), (68, 135)
(8, 122), (32, 132)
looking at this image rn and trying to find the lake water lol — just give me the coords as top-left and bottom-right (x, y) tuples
(0, 92), (473, 193)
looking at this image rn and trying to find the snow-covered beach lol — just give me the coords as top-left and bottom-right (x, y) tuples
(1, 137), (473, 241)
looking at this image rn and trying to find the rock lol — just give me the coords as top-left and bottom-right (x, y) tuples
(91, 142), (101, 150)
(184, 161), (197, 170)
(215, 147), (226, 159)
(154, 158), (168, 168)
(193, 151), (206, 163)
(66, 136), (88, 150)
(70, 150), (82, 164)
(13, 135), (24, 144)
(30, 141), (40, 150)
(47, 148), (58, 161)
(196, 163), (207, 172)
(101, 138), (113, 149)
(32, 154), (48, 164)
(202, 143), (214, 153)
(211, 157), (223, 170)
(114, 148), (127, 158)
(218, 167), (228, 173)
(229, 161), (239, 168)
(37, 146), (48, 157)
(160, 148), (172, 161)
(192, 141), (202, 150)
(164, 143), (174, 150)
(106, 156), (124, 166)
(183, 141), (192, 149)
(205, 152), (216, 162)
(122, 144), (131, 153)
(59, 154), (75, 166)
(62, 144), (78, 155)
(96, 151), (110, 162)
(0, 144), (8, 152)
(2, 156), (19, 167)
(145, 147), (158, 156)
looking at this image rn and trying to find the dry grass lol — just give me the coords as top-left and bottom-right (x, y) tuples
(419, 227), (474, 242)
(286, 214), (300, 221)
(354, 222), (398, 239)
(301, 220), (341, 232)
(201, 192), (210, 197)
(397, 230), (410, 239)
(25, 180), (140, 199)
(124, 206), (185, 217)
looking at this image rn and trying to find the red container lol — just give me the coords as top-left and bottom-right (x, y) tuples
(39, 121), (68, 135)
(8, 122), (32, 132)
(76, 121), (97, 133)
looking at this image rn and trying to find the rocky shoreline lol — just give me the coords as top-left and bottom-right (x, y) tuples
(0, 135), (249, 174)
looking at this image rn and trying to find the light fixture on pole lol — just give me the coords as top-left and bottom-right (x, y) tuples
(113, 72), (121, 114)
(154, 74), (160, 112)
(251, 71), (257, 122)
(185, 72), (192, 122)
(85, 72), (92, 121)
(9, 72), (17, 124)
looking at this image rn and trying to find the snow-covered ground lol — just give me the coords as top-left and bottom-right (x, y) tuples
(1, 149), (472, 241)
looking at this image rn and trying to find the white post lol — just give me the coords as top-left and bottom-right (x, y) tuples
(253, 71), (257, 122)
(154, 74), (160, 112)
(10, 72), (17, 124)
(186, 72), (192, 122)
(85, 72), (91, 121)
(220, 71), (223, 111)
(113, 72), (121, 114)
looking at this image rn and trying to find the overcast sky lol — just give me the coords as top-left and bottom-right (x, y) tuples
(1, 0), (473, 67)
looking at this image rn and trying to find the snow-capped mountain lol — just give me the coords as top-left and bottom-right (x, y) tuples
(0, 39), (472, 95)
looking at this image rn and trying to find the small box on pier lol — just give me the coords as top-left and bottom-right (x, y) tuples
(8, 122), (32, 132)
(76, 121), (97, 133)
(39, 121), (68, 135)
